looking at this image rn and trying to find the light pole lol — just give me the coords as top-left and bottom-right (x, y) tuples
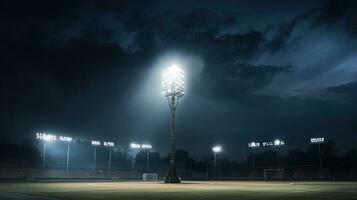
(310, 137), (325, 173)
(36, 133), (56, 168)
(59, 136), (73, 174)
(273, 139), (284, 178)
(248, 142), (260, 178)
(130, 143), (141, 178)
(162, 65), (185, 183)
(142, 144), (152, 173)
(104, 142), (115, 175)
(212, 146), (222, 179)
(91, 140), (101, 175)
(43, 142), (47, 168)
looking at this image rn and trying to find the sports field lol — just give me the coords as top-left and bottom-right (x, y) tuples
(0, 181), (356, 200)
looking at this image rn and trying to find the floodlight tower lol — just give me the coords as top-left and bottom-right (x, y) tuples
(59, 136), (73, 174)
(104, 141), (115, 174)
(142, 144), (152, 173)
(212, 146), (222, 178)
(248, 142), (260, 178)
(162, 64), (185, 183)
(273, 139), (284, 178)
(91, 140), (101, 175)
(310, 137), (325, 172)
(130, 143), (141, 178)
(36, 133), (57, 168)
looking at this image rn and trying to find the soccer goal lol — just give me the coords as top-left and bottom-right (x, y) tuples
(143, 173), (158, 181)
(264, 169), (284, 179)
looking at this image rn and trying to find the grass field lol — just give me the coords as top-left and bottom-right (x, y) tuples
(0, 181), (356, 200)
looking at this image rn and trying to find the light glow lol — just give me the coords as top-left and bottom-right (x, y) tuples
(91, 140), (101, 146)
(59, 136), (72, 143)
(36, 133), (57, 141)
(261, 139), (285, 147)
(248, 142), (260, 148)
(311, 137), (325, 144)
(212, 146), (222, 153)
(130, 143), (141, 149)
(274, 139), (285, 146)
(104, 141), (115, 147)
(141, 144), (152, 149)
(162, 65), (185, 97)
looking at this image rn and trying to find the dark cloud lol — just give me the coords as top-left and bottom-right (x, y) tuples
(265, 8), (318, 53)
(201, 62), (293, 99)
(1, 0), (357, 160)
(316, 0), (357, 36)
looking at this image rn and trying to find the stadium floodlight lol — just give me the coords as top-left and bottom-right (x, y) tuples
(212, 145), (222, 178)
(104, 142), (115, 147)
(248, 142), (260, 178)
(161, 64), (185, 97)
(59, 136), (73, 174)
(212, 146), (222, 153)
(103, 141), (115, 174)
(310, 137), (325, 172)
(91, 140), (101, 146)
(130, 143), (141, 149)
(36, 133), (57, 142)
(262, 141), (273, 147)
(248, 142), (260, 148)
(91, 140), (101, 175)
(59, 136), (72, 143)
(36, 133), (57, 168)
(141, 144), (152, 149)
(162, 64), (185, 183)
(310, 137), (324, 144)
(274, 139), (285, 146)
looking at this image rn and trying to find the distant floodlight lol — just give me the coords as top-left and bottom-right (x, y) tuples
(141, 144), (152, 149)
(274, 139), (285, 146)
(212, 145), (222, 178)
(310, 137), (325, 144)
(310, 137), (324, 171)
(248, 142), (260, 148)
(130, 143), (141, 149)
(59, 136), (72, 143)
(212, 146), (222, 153)
(36, 133), (56, 141)
(274, 139), (280, 146)
(91, 140), (101, 146)
(104, 141), (115, 147)
(36, 132), (57, 169)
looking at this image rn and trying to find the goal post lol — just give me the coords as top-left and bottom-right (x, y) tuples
(143, 173), (158, 181)
(264, 169), (284, 179)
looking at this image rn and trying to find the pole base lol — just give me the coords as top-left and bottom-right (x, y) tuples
(164, 164), (181, 183)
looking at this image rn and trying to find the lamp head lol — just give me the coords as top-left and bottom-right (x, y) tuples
(130, 143), (141, 149)
(36, 133), (57, 142)
(162, 64), (185, 97)
(212, 145), (222, 153)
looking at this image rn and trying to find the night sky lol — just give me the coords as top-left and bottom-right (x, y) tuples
(1, 0), (357, 160)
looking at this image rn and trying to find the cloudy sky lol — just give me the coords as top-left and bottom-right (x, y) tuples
(1, 0), (357, 160)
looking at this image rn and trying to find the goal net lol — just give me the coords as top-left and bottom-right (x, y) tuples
(264, 169), (284, 179)
(143, 173), (158, 181)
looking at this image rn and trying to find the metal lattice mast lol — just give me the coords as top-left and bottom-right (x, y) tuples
(162, 65), (184, 183)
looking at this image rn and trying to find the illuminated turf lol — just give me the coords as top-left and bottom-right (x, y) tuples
(0, 181), (356, 200)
